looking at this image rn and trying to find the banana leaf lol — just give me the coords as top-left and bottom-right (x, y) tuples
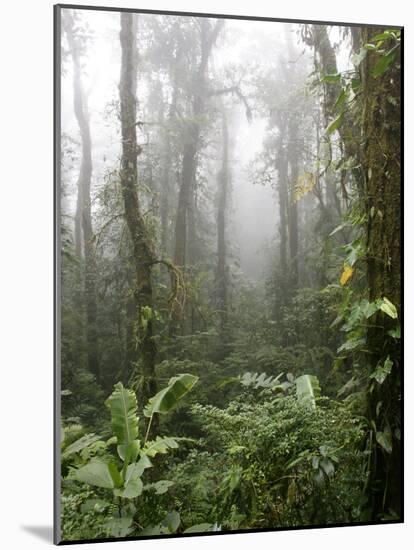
(296, 374), (321, 409)
(144, 374), (198, 417)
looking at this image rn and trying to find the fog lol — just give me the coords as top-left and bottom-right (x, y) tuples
(61, 9), (352, 282)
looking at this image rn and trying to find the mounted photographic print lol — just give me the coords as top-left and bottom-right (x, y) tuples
(54, 3), (403, 544)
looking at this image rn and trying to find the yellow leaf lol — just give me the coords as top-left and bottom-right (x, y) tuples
(294, 172), (316, 202)
(340, 263), (354, 286)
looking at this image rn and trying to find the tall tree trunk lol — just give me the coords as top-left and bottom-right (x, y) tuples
(284, 25), (300, 289)
(309, 24), (362, 194)
(172, 20), (223, 334)
(64, 12), (99, 382)
(174, 142), (197, 269)
(361, 28), (401, 519)
(160, 49), (181, 257)
(159, 108), (173, 257)
(216, 111), (229, 335)
(287, 115), (299, 289)
(273, 133), (290, 321)
(277, 144), (288, 279)
(119, 12), (157, 403)
(74, 186), (82, 258)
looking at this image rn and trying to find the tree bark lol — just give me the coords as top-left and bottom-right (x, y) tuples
(119, 13), (157, 403)
(216, 111), (229, 335)
(284, 25), (300, 289)
(309, 24), (363, 194)
(276, 132), (289, 294)
(361, 28), (401, 519)
(174, 142), (197, 269)
(287, 114), (299, 289)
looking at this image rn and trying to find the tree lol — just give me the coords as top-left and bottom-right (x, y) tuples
(119, 12), (157, 402)
(63, 10), (99, 382)
(173, 19), (224, 271)
(168, 19), (224, 335)
(361, 28), (401, 519)
(216, 110), (230, 336)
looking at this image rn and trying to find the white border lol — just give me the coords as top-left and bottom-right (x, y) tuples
(0, 1), (411, 548)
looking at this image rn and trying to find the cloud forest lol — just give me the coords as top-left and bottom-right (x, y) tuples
(56, 6), (402, 543)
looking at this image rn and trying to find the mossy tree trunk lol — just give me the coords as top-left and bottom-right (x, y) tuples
(361, 27), (401, 519)
(119, 12), (157, 403)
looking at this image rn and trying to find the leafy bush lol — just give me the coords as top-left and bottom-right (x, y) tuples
(179, 390), (365, 529)
(61, 375), (207, 541)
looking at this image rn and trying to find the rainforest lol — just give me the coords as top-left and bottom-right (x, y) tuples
(57, 7), (402, 542)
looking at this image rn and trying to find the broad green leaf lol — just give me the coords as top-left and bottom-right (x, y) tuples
(373, 49), (397, 78)
(106, 436), (117, 446)
(370, 31), (395, 42)
(114, 477), (143, 498)
(379, 297), (398, 319)
(114, 458), (150, 498)
(124, 463), (143, 485)
(163, 510), (181, 533)
(144, 374), (198, 417)
(326, 112), (344, 135)
(370, 356), (393, 385)
(75, 460), (122, 489)
(117, 441), (140, 464)
(62, 433), (100, 458)
(142, 436), (180, 457)
(376, 428), (393, 454)
(106, 383), (139, 446)
(296, 375), (321, 409)
(337, 337), (365, 353)
(125, 456), (152, 480)
(134, 454), (153, 475)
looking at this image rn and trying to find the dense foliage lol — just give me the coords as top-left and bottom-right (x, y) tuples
(58, 9), (402, 541)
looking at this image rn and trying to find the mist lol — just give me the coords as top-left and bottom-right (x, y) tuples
(58, 7), (402, 541)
